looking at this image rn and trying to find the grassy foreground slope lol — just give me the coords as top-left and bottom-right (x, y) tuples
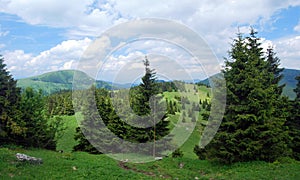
(1, 147), (300, 179)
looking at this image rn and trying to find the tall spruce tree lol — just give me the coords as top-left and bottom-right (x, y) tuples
(127, 57), (170, 156)
(295, 75), (300, 101)
(266, 47), (285, 95)
(203, 30), (289, 164)
(0, 55), (24, 144)
(286, 75), (300, 160)
(131, 56), (158, 116)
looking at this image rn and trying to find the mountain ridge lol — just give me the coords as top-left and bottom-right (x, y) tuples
(17, 68), (300, 98)
(199, 68), (300, 99)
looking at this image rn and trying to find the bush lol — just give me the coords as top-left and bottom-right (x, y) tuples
(194, 145), (207, 160)
(172, 148), (183, 158)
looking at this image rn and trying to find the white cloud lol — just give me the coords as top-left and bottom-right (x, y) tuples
(0, 0), (125, 38)
(0, 30), (9, 37)
(1, 0), (300, 79)
(1, 0), (300, 38)
(294, 21), (300, 32)
(3, 38), (92, 78)
(274, 36), (300, 69)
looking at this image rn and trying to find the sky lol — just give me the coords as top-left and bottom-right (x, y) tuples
(0, 0), (300, 83)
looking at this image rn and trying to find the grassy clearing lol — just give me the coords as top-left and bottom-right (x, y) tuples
(56, 115), (78, 153)
(0, 148), (146, 179)
(1, 147), (299, 179)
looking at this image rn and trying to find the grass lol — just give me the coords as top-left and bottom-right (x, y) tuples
(56, 116), (79, 153)
(1, 147), (299, 179)
(0, 148), (147, 179)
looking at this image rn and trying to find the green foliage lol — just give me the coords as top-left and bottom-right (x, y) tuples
(201, 30), (290, 164)
(0, 55), (24, 143)
(0, 56), (63, 149)
(172, 148), (183, 158)
(16, 87), (64, 149)
(286, 74), (300, 160)
(266, 47), (285, 94)
(73, 126), (101, 154)
(46, 90), (75, 116)
(294, 75), (300, 101)
(194, 145), (207, 160)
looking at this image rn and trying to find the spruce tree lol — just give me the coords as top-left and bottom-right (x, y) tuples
(73, 86), (122, 154)
(203, 30), (289, 164)
(18, 87), (61, 149)
(286, 75), (300, 160)
(266, 47), (285, 95)
(0, 55), (24, 144)
(294, 75), (300, 101)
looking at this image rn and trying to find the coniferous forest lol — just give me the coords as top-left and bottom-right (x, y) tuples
(0, 30), (300, 179)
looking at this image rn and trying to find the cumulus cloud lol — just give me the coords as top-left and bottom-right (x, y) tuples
(1, 0), (300, 79)
(0, 0), (126, 38)
(3, 38), (92, 79)
(1, 0), (300, 37)
(274, 36), (300, 69)
(294, 21), (300, 32)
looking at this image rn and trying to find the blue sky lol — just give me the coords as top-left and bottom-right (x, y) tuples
(0, 0), (300, 82)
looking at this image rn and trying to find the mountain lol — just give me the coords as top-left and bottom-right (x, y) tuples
(280, 69), (300, 99)
(17, 70), (117, 95)
(199, 68), (300, 99)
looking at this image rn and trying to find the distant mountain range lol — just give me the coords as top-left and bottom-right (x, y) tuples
(17, 68), (300, 98)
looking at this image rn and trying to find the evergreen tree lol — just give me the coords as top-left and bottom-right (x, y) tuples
(73, 86), (123, 154)
(266, 46), (285, 95)
(46, 91), (74, 116)
(294, 75), (300, 101)
(286, 74), (300, 160)
(0, 55), (24, 144)
(127, 57), (171, 155)
(131, 56), (158, 116)
(18, 87), (62, 149)
(202, 30), (289, 164)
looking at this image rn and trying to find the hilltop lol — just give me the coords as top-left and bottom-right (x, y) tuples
(17, 70), (118, 95)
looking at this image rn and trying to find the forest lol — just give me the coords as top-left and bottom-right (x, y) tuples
(0, 29), (300, 179)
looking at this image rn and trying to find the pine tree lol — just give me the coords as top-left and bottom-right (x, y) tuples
(202, 30), (289, 164)
(0, 55), (24, 144)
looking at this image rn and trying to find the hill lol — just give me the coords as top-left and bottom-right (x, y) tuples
(281, 69), (300, 99)
(17, 70), (117, 95)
